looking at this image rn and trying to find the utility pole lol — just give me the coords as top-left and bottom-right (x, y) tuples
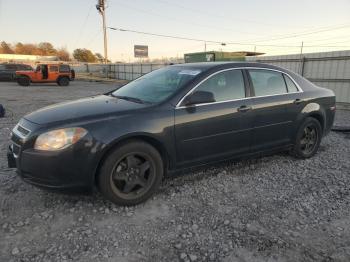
(96, 0), (108, 64)
(299, 41), (304, 75)
(300, 41), (304, 56)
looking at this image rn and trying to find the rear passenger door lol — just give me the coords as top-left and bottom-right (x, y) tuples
(247, 69), (302, 152)
(49, 65), (59, 81)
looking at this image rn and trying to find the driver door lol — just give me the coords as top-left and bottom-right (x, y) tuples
(174, 69), (255, 167)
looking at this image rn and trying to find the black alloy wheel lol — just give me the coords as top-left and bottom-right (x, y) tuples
(110, 153), (155, 199)
(300, 124), (318, 155)
(291, 117), (322, 159)
(98, 140), (163, 205)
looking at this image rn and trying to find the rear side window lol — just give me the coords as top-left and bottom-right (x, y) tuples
(248, 70), (287, 96)
(195, 70), (246, 102)
(283, 74), (299, 92)
(50, 66), (59, 72)
(59, 65), (70, 73)
(17, 65), (32, 71)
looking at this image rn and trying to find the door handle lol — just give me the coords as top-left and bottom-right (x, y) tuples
(293, 98), (303, 105)
(238, 105), (252, 112)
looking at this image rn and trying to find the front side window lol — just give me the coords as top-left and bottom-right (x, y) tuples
(194, 70), (245, 102)
(112, 67), (201, 104)
(248, 70), (287, 96)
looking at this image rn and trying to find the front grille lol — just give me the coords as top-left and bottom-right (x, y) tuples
(17, 125), (30, 136)
(12, 124), (31, 139)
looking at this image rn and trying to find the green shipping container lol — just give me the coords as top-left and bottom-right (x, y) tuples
(184, 51), (263, 63)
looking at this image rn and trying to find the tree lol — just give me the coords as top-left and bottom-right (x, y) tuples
(37, 42), (57, 56)
(95, 53), (104, 62)
(57, 48), (70, 61)
(73, 48), (97, 62)
(14, 42), (38, 55)
(14, 42), (25, 54)
(0, 41), (14, 54)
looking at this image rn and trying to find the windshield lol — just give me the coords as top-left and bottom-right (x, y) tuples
(111, 67), (201, 104)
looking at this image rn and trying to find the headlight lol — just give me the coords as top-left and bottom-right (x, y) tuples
(34, 127), (87, 151)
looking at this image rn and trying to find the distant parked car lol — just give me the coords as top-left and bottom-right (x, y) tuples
(8, 62), (336, 205)
(0, 63), (33, 81)
(16, 63), (75, 86)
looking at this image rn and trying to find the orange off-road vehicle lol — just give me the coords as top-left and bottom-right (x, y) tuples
(16, 64), (75, 86)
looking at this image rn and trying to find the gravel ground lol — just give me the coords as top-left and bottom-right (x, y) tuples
(0, 81), (350, 262)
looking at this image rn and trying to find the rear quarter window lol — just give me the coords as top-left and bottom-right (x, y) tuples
(283, 74), (299, 92)
(59, 65), (70, 73)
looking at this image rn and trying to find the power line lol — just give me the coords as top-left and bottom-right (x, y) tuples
(157, 0), (296, 29)
(86, 29), (103, 48)
(115, 0), (350, 45)
(73, 4), (94, 49)
(113, 1), (257, 36)
(108, 27), (350, 49)
(239, 24), (350, 43)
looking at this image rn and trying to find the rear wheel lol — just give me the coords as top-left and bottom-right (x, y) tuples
(57, 77), (70, 86)
(17, 76), (30, 86)
(98, 141), (163, 205)
(291, 117), (322, 159)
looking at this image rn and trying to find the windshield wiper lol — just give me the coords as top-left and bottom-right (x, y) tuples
(111, 94), (150, 104)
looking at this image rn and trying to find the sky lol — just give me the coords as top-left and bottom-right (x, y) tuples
(1, 0), (350, 62)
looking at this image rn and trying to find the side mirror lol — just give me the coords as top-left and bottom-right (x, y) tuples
(184, 91), (215, 106)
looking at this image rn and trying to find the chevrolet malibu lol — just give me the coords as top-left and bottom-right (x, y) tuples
(7, 62), (336, 205)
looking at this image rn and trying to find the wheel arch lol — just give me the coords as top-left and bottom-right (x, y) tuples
(17, 74), (30, 79)
(56, 75), (70, 81)
(307, 112), (325, 132)
(300, 102), (326, 130)
(93, 134), (170, 187)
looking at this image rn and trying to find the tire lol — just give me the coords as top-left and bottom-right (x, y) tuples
(17, 76), (30, 86)
(98, 140), (164, 206)
(70, 69), (75, 81)
(57, 77), (70, 86)
(291, 117), (322, 159)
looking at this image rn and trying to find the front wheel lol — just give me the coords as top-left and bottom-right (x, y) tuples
(291, 117), (322, 159)
(17, 76), (30, 86)
(57, 77), (70, 86)
(98, 141), (164, 206)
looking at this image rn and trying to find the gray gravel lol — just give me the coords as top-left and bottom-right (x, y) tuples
(1, 81), (350, 262)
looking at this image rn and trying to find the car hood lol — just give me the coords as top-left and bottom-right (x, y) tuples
(24, 95), (148, 125)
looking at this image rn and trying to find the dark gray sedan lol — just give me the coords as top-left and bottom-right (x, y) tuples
(8, 62), (336, 205)
(0, 63), (33, 81)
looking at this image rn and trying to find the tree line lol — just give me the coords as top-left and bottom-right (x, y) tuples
(0, 41), (104, 62)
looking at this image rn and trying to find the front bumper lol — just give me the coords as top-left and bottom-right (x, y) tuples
(7, 139), (98, 191)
